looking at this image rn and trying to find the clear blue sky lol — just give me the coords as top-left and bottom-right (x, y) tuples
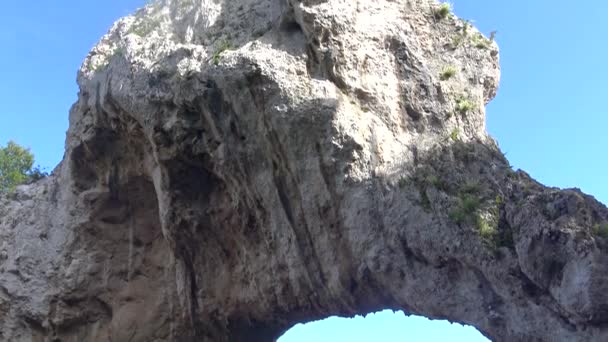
(1, 1), (606, 341)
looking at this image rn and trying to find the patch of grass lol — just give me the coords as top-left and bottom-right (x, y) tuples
(131, 26), (148, 37)
(476, 213), (502, 250)
(461, 180), (481, 194)
(449, 193), (481, 224)
(448, 180), (485, 224)
(113, 47), (124, 58)
(212, 40), (233, 65)
(92, 62), (108, 72)
(451, 19), (471, 49)
(472, 33), (491, 49)
(451, 141), (477, 164)
(444, 178), (512, 251)
(462, 19), (472, 34)
(477, 214), (497, 240)
(91, 47), (124, 72)
(593, 223), (608, 238)
(426, 174), (449, 192)
(461, 194), (481, 213)
(479, 208), (514, 251)
(434, 3), (452, 20)
(495, 195), (504, 206)
(440, 65), (458, 80)
(455, 95), (476, 115)
(450, 128), (460, 141)
(129, 18), (159, 37)
(448, 205), (469, 224)
(407, 168), (449, 211)
(452, 34), (465, 48)
(450, 192), (505, 250)
(412, 167), (449, 191)
(448, 179), (513, 251)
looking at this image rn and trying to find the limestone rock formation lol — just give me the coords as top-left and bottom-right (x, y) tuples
(1, 0), (608, 341)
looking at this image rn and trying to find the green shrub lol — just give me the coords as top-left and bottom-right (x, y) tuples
(92, 62), (107, 72)
(213, 40), (233, 65)
(450, 128), (460, 141)
(130, 25), (148, 37)
(451, 141), (477, 164)
(434, 3), (452, 20)
(455, 95), (475, 115)
(408, 168), (444, 211)
(452, 34), (465, 48)
(593, 223), (608, 238)
(477, 214), (497, 240)
(448, 180), (484, 224)
(449, 193), (481, 224)
(129, 18), (159, 37)
(461, 194), (481, 213)
(447, 179), (511, 251)
(451, 19), (471, 48)
(426, 174), (449, 192)
(91, 47), (124, 72)
(495, 195), (504, 206)
(462, 20), (472, 34)
(477, 213), (505, 250)
(461, 180), (481, 194)
(440, 65), (457, 80)
(28, 166), (48, 182)
(472, 33), (490, 49)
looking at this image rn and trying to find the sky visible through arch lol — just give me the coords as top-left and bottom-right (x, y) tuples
(1, 1), (606, 341)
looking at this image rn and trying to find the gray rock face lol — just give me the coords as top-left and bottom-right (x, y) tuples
(1, 0), (608, 341)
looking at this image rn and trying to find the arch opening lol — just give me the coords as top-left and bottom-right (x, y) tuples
(279, 310), (489, 342)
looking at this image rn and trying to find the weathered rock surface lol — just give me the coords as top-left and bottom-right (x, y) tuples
(2, 0), (608, 341)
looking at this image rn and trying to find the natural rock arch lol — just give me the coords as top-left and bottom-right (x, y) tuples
(1, 1), (608, 341)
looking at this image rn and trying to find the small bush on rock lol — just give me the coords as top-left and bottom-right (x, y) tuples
(435, 3), (452, 20)
(593, 223), (608, 238)
(455, 95), (475, 115)
(213, 40), (233, 65)
(440, 65), (458, 80)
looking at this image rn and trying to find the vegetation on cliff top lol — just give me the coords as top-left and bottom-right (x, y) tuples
(0, 141), (47, 193)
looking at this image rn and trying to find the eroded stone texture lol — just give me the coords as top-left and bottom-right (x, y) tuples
(1, 0), (608, 341)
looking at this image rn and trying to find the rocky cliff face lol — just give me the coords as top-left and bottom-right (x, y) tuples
(2, 0), (608, 341)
